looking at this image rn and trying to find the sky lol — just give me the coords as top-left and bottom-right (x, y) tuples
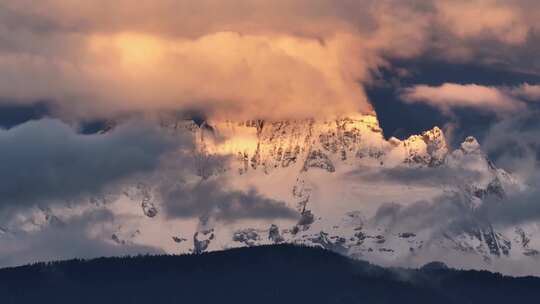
(1, 0), (540, 268)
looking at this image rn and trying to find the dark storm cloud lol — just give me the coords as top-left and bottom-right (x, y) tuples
(161, 179), (299, 222)
(0, 119), (182, 211)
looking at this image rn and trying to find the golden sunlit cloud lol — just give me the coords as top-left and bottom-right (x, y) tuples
(57, 31), (375, 119)
(90, 33), (167, 68)
(0, 0), (538, 120)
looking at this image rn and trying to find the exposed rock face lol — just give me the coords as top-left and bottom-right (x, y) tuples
(303, 150), (335, 172)
(141, 201), (158, 218)
(111, 234), (125, 245)
(401, 126), (448, 167)
(233, 229), (260, 246)
(399, 232), (416, 239)
(124, 183), (159, 218)
(308, 231), (348, 254)
(160, 113), (454, 177)
(193, 229), (215, 254)
(268, 225), (284, 244)
(172, 236), (187, 244)
(192, 114), (387, 174)
(297, 210), (315, 228)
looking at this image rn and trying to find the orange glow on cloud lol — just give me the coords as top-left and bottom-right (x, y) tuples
(82, 31), (374, 120)
(89, 33), (169, 70)
(0, 0), (537, 120)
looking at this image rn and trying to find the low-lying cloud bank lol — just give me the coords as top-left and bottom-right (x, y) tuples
(372, 183), (540, 235)
(162, 181), (299, 222)
(346, 166), (481, 188)
(0, 209), (165, 267)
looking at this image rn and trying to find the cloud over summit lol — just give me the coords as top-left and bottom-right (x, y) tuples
(0, 0), (539, 120)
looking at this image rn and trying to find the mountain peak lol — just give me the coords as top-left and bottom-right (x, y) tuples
(460, 136), (481, 154)
(422, 126), (448, 162)
(400, 126), (448, 167)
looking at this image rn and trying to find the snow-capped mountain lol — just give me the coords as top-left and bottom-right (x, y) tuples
(2, 113), (538, 275)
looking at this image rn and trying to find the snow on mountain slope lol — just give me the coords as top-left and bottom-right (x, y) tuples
(1, 113), (537, 275)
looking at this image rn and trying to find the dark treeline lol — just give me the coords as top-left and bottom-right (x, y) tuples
(0, 244), (539, 303)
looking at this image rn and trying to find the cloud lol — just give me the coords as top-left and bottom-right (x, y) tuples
(372, 193), (474, 233)
(477, 185), (540, 227)
(401, 83), (527, 115)
(161, 179), (299, 222)
(0, 0), (380, 120)
(0, 119), (182, 212)
(0, 31), (374, 120)
(0, 1), (539, 120)
(346, 166), (481, 188)
(435, 0), (529, 45)
(376, 183), (540, 232)
(510, 83), (540, 101)
(473, 112), (540, 226)
(482, 110), (540, 177)
(371, 186), (540, 235)
(0, 209), (164, 267)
